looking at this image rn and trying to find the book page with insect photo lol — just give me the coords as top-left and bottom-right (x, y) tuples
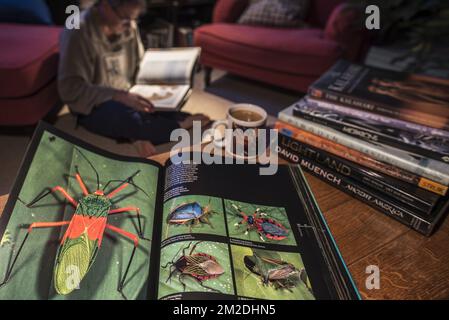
(0, 123), (163, 300)
(154, 156), (360, 300)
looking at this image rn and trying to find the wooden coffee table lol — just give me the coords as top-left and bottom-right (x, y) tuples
(1, 151), (449, 300)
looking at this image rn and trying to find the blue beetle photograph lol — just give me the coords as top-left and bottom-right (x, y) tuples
(163, 195), (226, 240)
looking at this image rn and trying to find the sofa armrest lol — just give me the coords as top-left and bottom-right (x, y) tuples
(213, 0), (250, 23)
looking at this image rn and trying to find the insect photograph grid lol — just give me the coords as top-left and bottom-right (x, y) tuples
(157, 196), (315, 300)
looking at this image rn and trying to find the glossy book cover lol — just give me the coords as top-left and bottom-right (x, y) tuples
(310, 60), (449, 131)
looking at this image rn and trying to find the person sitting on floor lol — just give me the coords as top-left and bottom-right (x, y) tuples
(58, 0), (209, 155)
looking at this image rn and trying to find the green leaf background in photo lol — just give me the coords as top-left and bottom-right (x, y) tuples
(224, 199), (297, 246)
(230, 245), (314, 300)
(158, 241), (234, 299)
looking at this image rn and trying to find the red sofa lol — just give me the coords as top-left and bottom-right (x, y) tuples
(194, 0), (366, 93)
(0, 23), (62, 126)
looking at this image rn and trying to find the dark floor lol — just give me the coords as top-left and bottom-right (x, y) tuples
(206, 74), (303, 117)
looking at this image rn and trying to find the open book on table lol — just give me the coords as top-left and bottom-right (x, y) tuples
(0, 123), (360, 300)
(130, 47), (200, 112)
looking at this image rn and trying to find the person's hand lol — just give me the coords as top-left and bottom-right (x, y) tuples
(133, 140), (157, 158)
(113, 91), (155, 113)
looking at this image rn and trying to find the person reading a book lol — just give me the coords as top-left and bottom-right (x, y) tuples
(58, 0), (209, 154)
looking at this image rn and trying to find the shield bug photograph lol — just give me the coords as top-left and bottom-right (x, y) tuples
(162, 195), (226, 240)
(0, 131), (159, 300)
(158, 241), (233, 298)
(230, 245), (314, 300)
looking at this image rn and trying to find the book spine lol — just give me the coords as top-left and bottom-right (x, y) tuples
(293, 103), (449, 164)
(274, 121), (448, 196)
(306, 98), (449, 139)
(277, 134), (438, 214)
(278, 144), (433, 235)
(277, 111), (449, 189)
(308, 87), (449, 131)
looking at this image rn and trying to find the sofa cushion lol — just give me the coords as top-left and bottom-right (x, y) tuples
(199, 51), (317, 93)
(238, 0), (309, 28)
(0, 23), (62, 98)
(307, 0), (345, 27)
(195, 23), (343, 77)
(0, 0), (53, 25)
(213, 0), (250, 23)
(0, 79), (59, 126)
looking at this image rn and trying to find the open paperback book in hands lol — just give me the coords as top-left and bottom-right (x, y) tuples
(130, 47), (201, 111)
(0, 123), (360, 300)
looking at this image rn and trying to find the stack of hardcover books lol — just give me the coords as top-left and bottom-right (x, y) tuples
(276, 60), (449, 236)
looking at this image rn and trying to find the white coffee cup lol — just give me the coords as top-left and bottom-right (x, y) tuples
(211, 104), (268, 157)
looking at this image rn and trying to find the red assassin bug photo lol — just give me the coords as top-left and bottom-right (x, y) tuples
(231, 204), (289, 242)
(0, 147), (150, 299)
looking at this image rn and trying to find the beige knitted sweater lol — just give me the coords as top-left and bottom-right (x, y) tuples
(58, 6), (144, 115)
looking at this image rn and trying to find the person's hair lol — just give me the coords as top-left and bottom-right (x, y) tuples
(107, 0), (147, 11)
